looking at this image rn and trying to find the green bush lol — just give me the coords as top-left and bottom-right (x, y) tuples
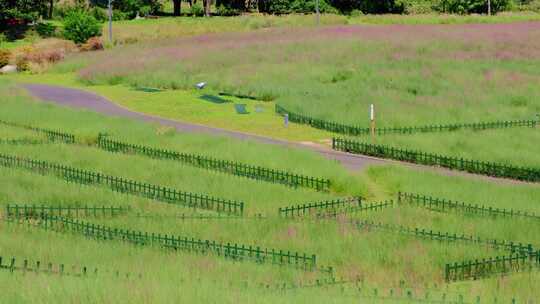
(112, 10), (130, 21)
(63, 10), (102, 44)
(290, 0), (338, 13)
(522, 0), (540, 11)
(216, 4), (240, 16)
(90, 7), (108, 22)
(53, 4), (82, 20)
(190, 3), (205, 16)
(35, 22), (57, 38)
(437, 0), (511, 13)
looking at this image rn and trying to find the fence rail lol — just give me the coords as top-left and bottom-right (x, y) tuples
(0, 120), (75, 143)
(445, 251), (540, 282)
(18, 215), (317, 270)
(316, 200), (394, 219)
(333, 138), (540, 182)
(0, 153), (244, 215)
(276, 105), (537, 136)
(134, 212), (266, 220)
(278, 197), (361, 217)
(97, 135), (330, 192)
(352, 219), (535, 254)
(6, 204), (129, 219)
(0, 138), (46, 145)
(398, 192), (540, 221)
(0, 255), (139, 279)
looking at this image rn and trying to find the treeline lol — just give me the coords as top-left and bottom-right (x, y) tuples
(218, 0), (537, 14)
(2, 0), (538, 33)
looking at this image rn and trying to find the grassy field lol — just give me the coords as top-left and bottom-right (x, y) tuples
(361, 127), (540, 168)
(1, 75), (540, 302)
(6, 73), (334, 142)
(2, 14), (540, 303)
(103, 13), (540, 44)
(59, 22), (540, 128)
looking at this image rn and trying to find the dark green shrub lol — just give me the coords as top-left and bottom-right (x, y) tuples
(216, 4), (241, 16)
(190, 3), (205, 16)
(290, 0), (338, 13)
(97, 0), (160, 18)
(112, 10), (130, 21)
(90, 7), (108, 22)
(437, 0), (511, 13)
(330, 0), (404, 13)
(63, 10), (102, 44)
(53, 4), (83, 20)
(35, 22), (57, 38)
(268, 0), (292, 14)
(398, 0), (436, 13)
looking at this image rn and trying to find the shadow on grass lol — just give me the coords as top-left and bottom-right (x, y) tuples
(133, 87), (163, 93)
(200, 94), (231, 104)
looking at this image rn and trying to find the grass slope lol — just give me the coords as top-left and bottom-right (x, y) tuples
(1, 79), (540, 303)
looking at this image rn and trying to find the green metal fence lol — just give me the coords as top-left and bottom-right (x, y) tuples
(398, 192), (540, 221)
(279, 198), (394, 219)
(333, 138), (540, 182)
(6, 204), (130, 219)
(445, 251), (540, 282)
(313, 200), (394, 219)
(352, 219), (535, 254)
(0, 120), (76, 143)
(0, 255), (139, 278)
(0, 153), (244, 215)
(276, 104), (537, 136)
(0, 138), (46, 145)
(278, 197), (361, 217)
(19, 215), (317, 270)
(97, 135), (330, 192)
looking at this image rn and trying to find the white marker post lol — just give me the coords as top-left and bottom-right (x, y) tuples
(370, 104), (375, 137)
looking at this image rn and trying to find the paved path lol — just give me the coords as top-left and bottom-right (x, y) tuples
(23, 84), (383, 170)
(21, 84), (538, 185)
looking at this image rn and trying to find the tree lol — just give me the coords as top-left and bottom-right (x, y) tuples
(0, 0), (47, 25)
(330, 0), (404, 13)
(216, 0), (247, 10)
(0, 0), (46, 39)
(203, 0), (211, 16)
(173, 0), (181, 15)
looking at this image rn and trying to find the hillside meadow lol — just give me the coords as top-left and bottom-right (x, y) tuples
(1, 78), (540, 302)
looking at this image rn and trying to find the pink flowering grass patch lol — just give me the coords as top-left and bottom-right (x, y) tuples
(56, 22), (540, 126)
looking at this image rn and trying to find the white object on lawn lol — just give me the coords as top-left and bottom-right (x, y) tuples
(196, 82), (207, 89)
(0, 65), (17, 74)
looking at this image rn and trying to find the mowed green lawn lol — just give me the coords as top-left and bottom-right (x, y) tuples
(7, 73), (333, 142)
(1, 79), (540, 302)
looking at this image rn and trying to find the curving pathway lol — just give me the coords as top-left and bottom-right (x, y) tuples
(21, 84), (537, 185)
(23, 83), (383, 170)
